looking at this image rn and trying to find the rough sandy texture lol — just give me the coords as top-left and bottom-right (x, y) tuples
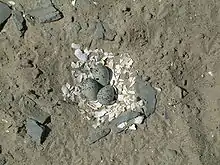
(0, 0), (220, 164)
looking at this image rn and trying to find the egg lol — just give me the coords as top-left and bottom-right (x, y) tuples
(81, 78), (102, 101)
(97, 85), (116, 105)
(92, 64), (110, 86)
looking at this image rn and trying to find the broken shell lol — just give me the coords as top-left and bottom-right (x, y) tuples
(74, 48), (88, 62)
(97, 85), (116, 105)
(81, 78), (102, 101)
(92, 64), (110, 86)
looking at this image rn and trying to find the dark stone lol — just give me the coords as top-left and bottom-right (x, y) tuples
(87, 127), (111, 144)
(0, 2), (11, 31)
(12, 10), (27, 37)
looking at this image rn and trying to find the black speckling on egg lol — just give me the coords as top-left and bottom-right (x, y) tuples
(81, 78), (103, 101)
(92, 64), (110, 86)
(97, 85), (116, 105)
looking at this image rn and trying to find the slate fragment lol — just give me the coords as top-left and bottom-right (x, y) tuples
(20, 97), (51, 124)
(135, 76), (157, 117)
(0, 2), (12, 31)
(110, 111), (142, 132)
(93, 22), (105, 40)
(12, 10), (27, 36)
(25, 5), (63, 24)
(87, 127), (111, 144)
(26, 118), (50, 144)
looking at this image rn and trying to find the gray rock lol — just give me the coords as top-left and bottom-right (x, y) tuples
(87, 127), (111, 144)
(97, 85), (115, 105)
(20, 97), (51, 124)
(81, 78), (102, 101)
(0, 155), (6, 165)
(135, 76), (157, 117)
(12, 10), (27, 36)
(0, 2), (11, 28)
(93, 22), (105, 40)
(26, 5), (63, 24)
(110, 111), (141, 127)
(110, 111), (142, 133)
(92, 64), (110, 86)
(26, 119), (44, 144)
(103, 23), (117, 41)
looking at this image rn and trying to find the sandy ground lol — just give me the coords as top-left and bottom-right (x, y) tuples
(1, 0), (220, 164)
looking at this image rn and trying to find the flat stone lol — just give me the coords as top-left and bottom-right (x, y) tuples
(26, 5), (63, 24)
(12, 10), (27, 36)
(110, 111), (141, 127)
(110, 111), (142, 133)
(0, 2), (12, 28)
(135, 76), (157, 117)
(26, 118), (44, 144)
(93, 22), (105, 40)
(20, 97), (50, 124)
(87, 127), (111, 144)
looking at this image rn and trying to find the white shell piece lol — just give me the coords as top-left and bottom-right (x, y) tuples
(117, 122), (127, 129)
(108, 112), (115, 121)
(71, 62), (77, 68)
(61, 85), (69, 95)
(129, 124), (136, 130)
(74, 49), (88, 61)
(154, 87), (162, 92)
(66, 83), (71, 89)
(94, 110), (107, 118)
(8, 1), (15, 5)
(71, 43), (80, 49)
(133, 116), (145, 124)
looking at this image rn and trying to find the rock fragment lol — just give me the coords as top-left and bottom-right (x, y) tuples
(110, 111), (142, 130)
(26, 118), (49, 144)
(135, 76), (157, 117)
(12, 10), (27, 36)
(93, 22), (105, 40)
(0, 2), (12, 30)
(25, 5), (63, 24)
(87, 127), (111, 144)
(20, 97), (51, 124)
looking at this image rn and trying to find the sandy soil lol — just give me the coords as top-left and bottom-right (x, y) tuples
(1, 0), (220, 164)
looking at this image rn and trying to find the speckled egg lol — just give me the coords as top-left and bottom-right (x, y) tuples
(92, 64), (110, 86)
(81, 78), (102, 101)
(97, 85), (116, 105)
